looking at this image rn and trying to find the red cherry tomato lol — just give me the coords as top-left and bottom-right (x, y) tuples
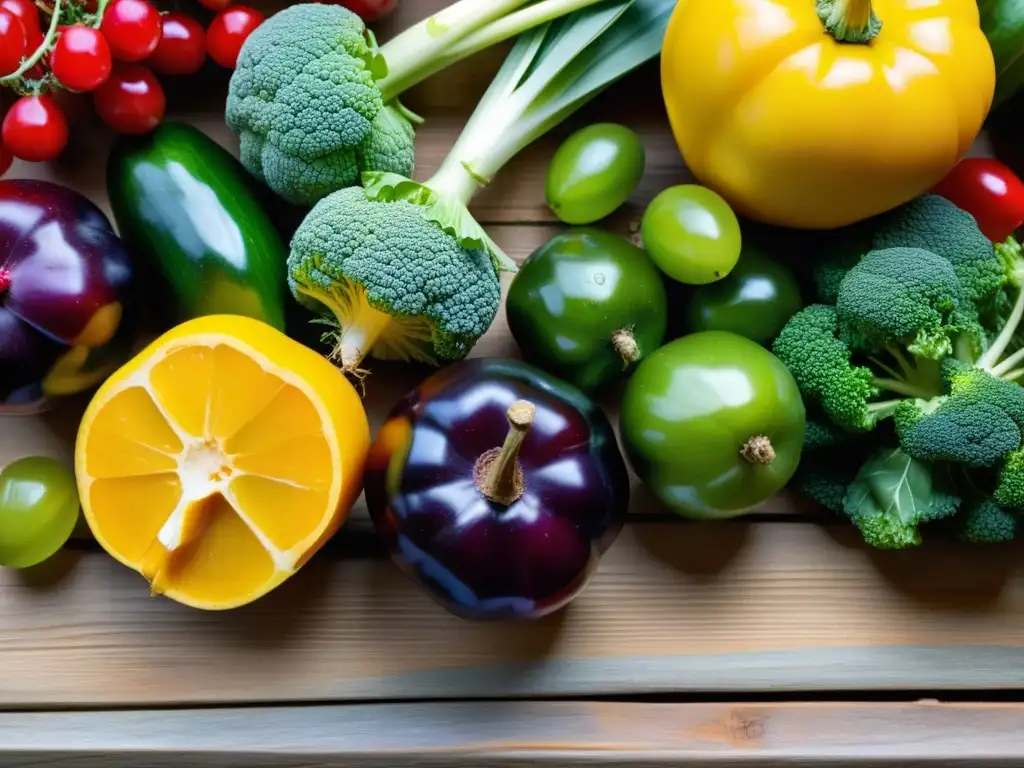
(92, 63), (165, 134)
(932, 158), (1024, 244)
(0, 0), (38, 40)
(0, 8), (27, 76)
(0, 141), (11, 176)
(196, 0), (230, 11)
(147, 12), (205, 75)
(328, 0), (396, 22)
(2, 95), (69, 162)
(51, 25), (112, 91)
(206, 6), (263, 69)
(101, 0), (161, 62)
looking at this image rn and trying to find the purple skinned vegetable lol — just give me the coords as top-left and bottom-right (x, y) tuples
(0, 180), (134, 411)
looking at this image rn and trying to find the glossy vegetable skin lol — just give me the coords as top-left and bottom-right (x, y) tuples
(641, 184), (741, 284)
(506, 229), (667, 392)
(688, 245), (802, 345)
(0, 179), (135, 410)
(365, 358), (629, 620)
(662, 0), (995, 229)
(932, 157), (1024, 243)
(979, 0), (1024, 108)
(0, 456), (79, 568)
(621, 331), (805, 519)
(545, 123), (645, 224)
(106, 122), (287, 330)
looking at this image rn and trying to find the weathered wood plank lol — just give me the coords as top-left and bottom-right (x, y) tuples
(2, 701), (1024, 767)
(1, 524), (1022, 707)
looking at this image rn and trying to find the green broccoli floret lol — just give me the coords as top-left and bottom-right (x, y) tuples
(842, 447), (960, 549)
(893, 361), (1024, 468)
(794, 459), (855, 513)
(227, 5), (413, 206)
(873, 194), (1005, 320)
(943, 358), (1024, 428)
(288, 186), (500, 370)
(803, 416), (856, 452)
(893, 398), (1020, 468)
(835, 247), (961, 359)
(994, 448), (1024, 509)
(772, 305), (880, 431)
(958, 499), (1019, 543)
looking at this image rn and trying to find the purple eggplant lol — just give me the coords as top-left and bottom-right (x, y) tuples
(0, 180), (134, 411)
(365, 358), (629, 621)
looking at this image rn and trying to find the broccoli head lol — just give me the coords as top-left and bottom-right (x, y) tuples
(803, 416), (857, 452)
(893, 362), (1024, 468)
(994, 448), (1024, 509)
(893, 398), (1021, 468)
(288, 186), (501, 371)
(772, 305), (879, 431)
(872, 194), (1005, 321)
(958, 499), (1019, 544)
(842, 447), (960, 549)
(942, 358), (1024, 428)
(226, 4), (416, 206)
(835, 247), (961, 359)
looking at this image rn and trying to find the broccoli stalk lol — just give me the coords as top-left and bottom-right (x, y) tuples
(288, 0), (675, 378)
(226, 0), (620, 206)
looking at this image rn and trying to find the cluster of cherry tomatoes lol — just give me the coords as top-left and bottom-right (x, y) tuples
(0, 0), (264, 174)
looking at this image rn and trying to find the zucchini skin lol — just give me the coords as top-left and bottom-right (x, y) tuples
(107, 122), (288, 332)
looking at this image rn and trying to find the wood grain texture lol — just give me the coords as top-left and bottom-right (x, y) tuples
(1, 701), (1023, 767)
(1, 524), (1023, 707)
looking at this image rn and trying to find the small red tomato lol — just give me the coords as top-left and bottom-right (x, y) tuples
(0, 0), (38, 40)
(0, 8), (27, 76)
(92, 63), (165, 134)
(0, 141), (11, 176)
(51, 25), (112, 91)
(101, 0), (161, 62)
(328, 0), (396, 22)
(196, 0), (230, 11)
(2, 95), (69, 162)
(206, 6), (263, 69)
(147, 12), (205, 75)
(932, 158), (1024, 244)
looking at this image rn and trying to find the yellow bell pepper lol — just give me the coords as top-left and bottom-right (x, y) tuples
(661, 0), (996, 229)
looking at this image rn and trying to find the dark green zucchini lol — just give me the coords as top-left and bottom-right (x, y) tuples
(107, 122), (287, 331)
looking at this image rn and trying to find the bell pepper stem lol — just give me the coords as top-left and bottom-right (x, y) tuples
(612, 328), (640, 367)
(741, 435), (776, 465)
(476, 399), (535, 505)
(816, 0), (881, 44)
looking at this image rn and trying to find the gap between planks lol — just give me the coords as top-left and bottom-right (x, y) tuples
(1, 523), (1024, 708)
(0, 701), (1022, 767)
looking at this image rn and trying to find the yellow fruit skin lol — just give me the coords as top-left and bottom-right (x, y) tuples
(75, 315), (370, 610)
(661, 0), (995, 229)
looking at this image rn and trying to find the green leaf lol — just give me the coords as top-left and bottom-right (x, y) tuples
(362, 171), (518, 273)
(979, 0), (1024, 107)
(842, 447), (961, 549)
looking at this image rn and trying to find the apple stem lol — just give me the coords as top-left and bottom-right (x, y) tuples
(612, 328), (640, 366)
(475, 399), (536, 505)
(741, 435), (776, 465)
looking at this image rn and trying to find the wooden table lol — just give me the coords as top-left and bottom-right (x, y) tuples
(2, 2), (1024, 764)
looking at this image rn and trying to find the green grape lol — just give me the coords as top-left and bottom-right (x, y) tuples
(545, 123), (646, 225)
(0, 456), (79, 569)
(640, 184), (742, 285)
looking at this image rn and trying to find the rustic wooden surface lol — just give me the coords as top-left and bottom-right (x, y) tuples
(3, 701), (1024, 767)
(1, 0), (1023, 762)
